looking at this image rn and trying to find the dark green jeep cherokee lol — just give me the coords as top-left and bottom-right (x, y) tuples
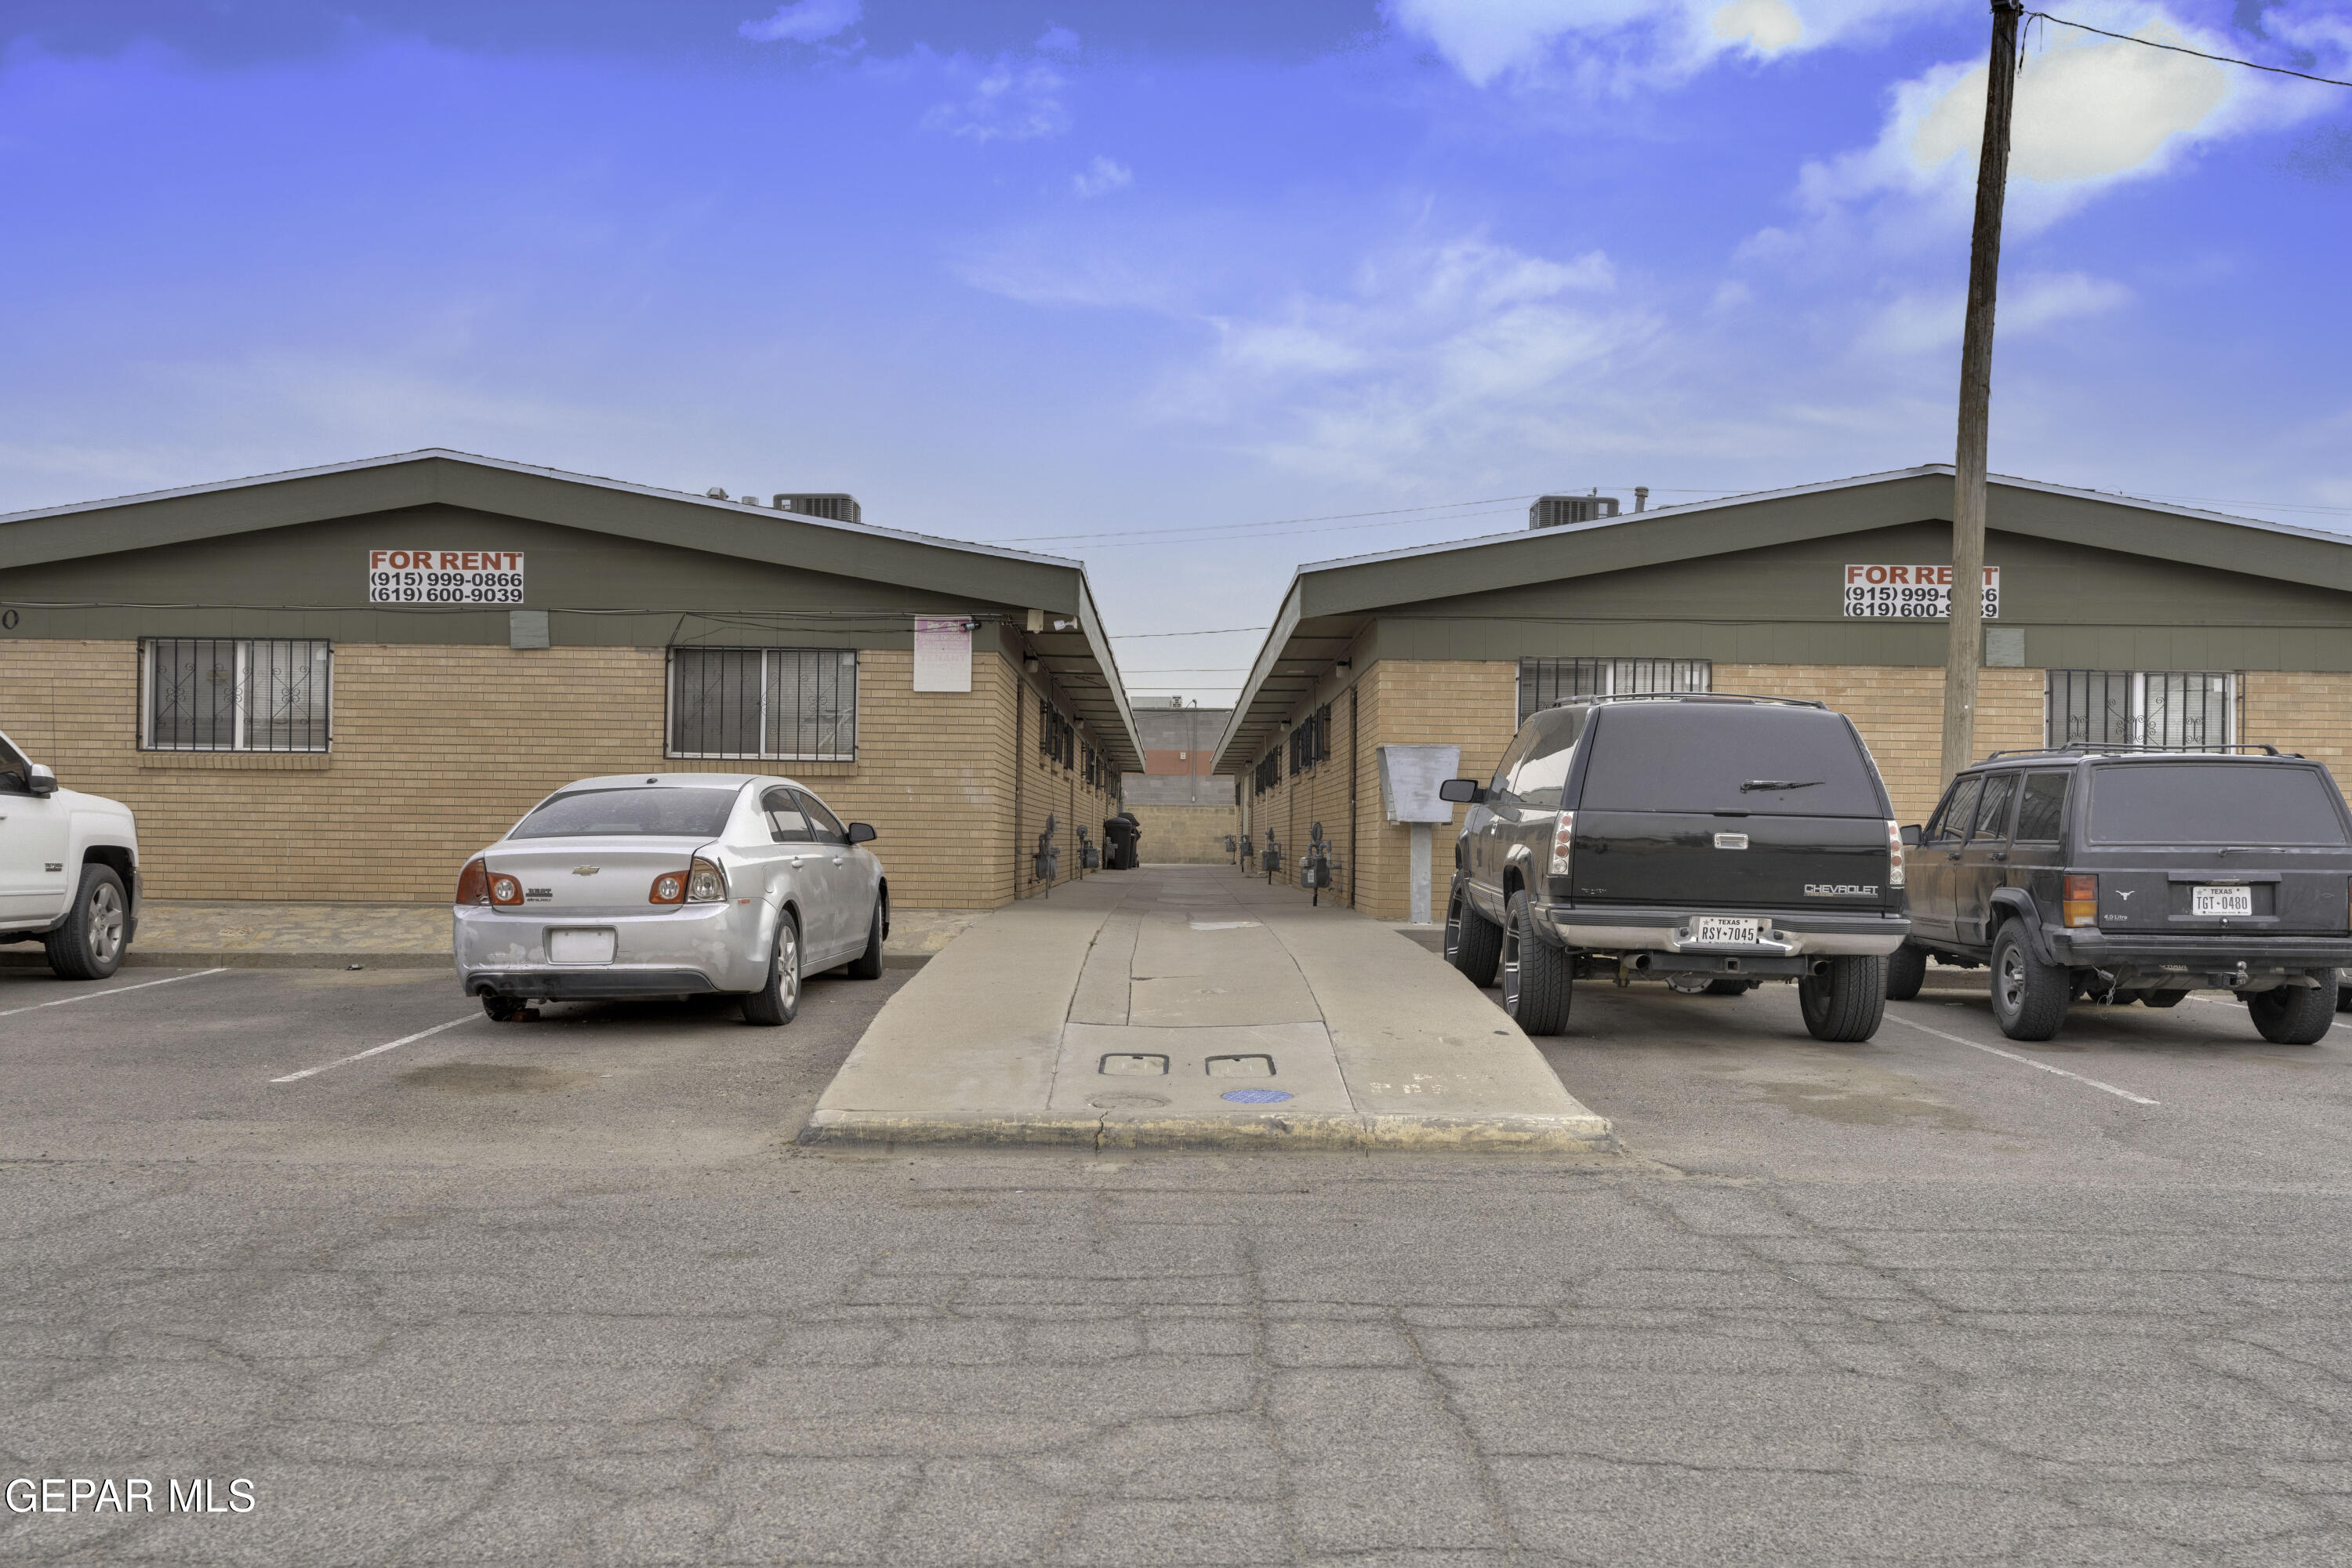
(1894, 746), (2352, 1044)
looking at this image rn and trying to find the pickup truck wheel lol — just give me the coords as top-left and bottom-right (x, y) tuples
(1798, 955), (1886, 1042)
(1885, 942), (1927, 1002)
(844, 895), (885, 981)
(1988, 924), (2068, 1041)
(44, 864), (128, 981)
(2248, 973), (2336, 1046)
(741, 913), (800, 1027)
(1501, 891), (1572, 1036)
(1445, 877), (1501, 987)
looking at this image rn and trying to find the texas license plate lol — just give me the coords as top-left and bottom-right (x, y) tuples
(1690, 917), (1762, 946)
(2191, 885), (2252, 917)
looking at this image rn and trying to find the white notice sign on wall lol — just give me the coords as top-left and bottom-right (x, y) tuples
(1842, 564), (1999, 620)
(368, 549), (525, 605)
(912, 616), (973, 692)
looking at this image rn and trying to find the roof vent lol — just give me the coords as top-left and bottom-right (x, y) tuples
(1530, 493), (1621, 529)
(706, 487), (728, 499)
(771, 493), (862, 525)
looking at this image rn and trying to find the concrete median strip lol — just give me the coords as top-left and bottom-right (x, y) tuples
(798, 866), (1613, 1152)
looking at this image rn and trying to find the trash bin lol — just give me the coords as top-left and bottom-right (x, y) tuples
(1102, 812), (1143, 870)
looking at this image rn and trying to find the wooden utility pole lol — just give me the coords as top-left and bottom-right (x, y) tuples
(1941, 0), (2027, 786)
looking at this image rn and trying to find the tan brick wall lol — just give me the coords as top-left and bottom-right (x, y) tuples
(1718, 664), (2044, 826)
(1127, 802), (1239, 864)
(0, 639), (1061, 909)
(1005, 669), (1120, 901)
(2243, 673), (2352, 795)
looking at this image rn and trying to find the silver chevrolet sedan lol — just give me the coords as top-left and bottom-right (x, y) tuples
(452, 774), (887, 1025)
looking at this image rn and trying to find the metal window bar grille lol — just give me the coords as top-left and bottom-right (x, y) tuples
(1518, 658), (1711, 724)
(668, 648), (857, 760)
(2045, 670), (2233, 751)
(143, 639), (331, 752)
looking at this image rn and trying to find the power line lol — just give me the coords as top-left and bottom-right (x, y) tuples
(1109, 626), (1270, 638)
(990, 488), (1744, 546)
(2029, 10), (2352, 88)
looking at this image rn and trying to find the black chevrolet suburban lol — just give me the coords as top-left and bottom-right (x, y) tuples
(1439, 694), (1910, 1041)
(1893, 746), (2352, 1044)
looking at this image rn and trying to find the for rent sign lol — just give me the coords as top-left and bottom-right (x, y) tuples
(1842, 564), (1999, 620)
(368, 550), (525, 605)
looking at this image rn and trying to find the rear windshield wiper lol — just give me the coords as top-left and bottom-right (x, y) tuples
(1740, 779), (1824, 793)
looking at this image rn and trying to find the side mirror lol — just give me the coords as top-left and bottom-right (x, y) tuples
(846, 822), (877, 844)
(27, 764), (57, 797)
(1900, 825), (1922, 847)
(1436, 778), (1484, 804)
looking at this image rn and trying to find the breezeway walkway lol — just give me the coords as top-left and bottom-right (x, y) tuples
(801, 864), (1611, 1151)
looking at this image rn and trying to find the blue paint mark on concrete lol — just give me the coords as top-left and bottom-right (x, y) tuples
(1221, 1088), (1293, 1104)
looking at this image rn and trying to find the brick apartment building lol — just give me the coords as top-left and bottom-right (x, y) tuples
(1213, 468), (2352, 923)
(1119, 701), (1238, 863)
(0, 451), (1138, 909)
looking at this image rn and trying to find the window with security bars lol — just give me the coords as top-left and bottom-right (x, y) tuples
(2046, 670), (2234, 751)
(143, 639), (332, 752)
(1039, 701), (1075, 769)
(1518, 658), (1711, 724)
(1254, 751), (1280, 795)
(667, 648), (857, 760)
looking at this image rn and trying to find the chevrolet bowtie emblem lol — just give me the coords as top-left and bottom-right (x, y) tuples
(572, 866), (601, 877)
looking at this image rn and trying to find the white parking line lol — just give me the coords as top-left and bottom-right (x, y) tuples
(1883, 1010), (2160, 1105)
(270, 1015), (477, 1083)
(0, 967), (227, 1019)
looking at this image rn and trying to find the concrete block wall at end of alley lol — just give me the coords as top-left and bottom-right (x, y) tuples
(0, 640), (1114, 909)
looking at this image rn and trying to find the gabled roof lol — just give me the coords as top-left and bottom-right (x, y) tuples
(1211, 466), (2352, 771)
(0, 448), (1143, 770)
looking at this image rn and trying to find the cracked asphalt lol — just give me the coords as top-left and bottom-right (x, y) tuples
(5, 959), (2352, 1565)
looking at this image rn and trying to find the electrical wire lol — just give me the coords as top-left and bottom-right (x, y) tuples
(1109, 626), (1271, 637)
(989, 488), (1744, 547)
(2028, 10), (2352, 88)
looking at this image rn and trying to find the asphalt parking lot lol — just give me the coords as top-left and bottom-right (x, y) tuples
(7, 960), (2352, 1564)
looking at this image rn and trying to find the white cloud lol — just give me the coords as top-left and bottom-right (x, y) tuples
(1385, 0), (1958, 88)
(1859, 270), (2132, 356)
(1073, 155), (1133, 198)
(921, 60), (1071, 142)
(739, 0), (860, 45)
(1799, 5), (2343, 234)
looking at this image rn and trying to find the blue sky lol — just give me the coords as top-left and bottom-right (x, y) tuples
(3, 1), (2347, 702)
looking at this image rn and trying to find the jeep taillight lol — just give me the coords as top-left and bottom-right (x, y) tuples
(1548, 811), (1575, 877)
(2063, 873), (2098, 928)
(1886, 819), (1904, 888)
(456, 858), (489, 906)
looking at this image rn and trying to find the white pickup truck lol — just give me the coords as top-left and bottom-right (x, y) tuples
(0, 729), (140, 979)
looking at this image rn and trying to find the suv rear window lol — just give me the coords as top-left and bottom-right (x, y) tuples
(1579, 704), (1888, 817)
(2085, 764), (2350, 846)
(513, 787), (739, 839)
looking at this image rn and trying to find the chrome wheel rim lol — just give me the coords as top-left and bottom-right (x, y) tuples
(87, 883), (124, 964)
(1501, 911), (1521, 1012)
(779, 925), (800, 1010)
(1443, 888), (1463, 961)
(1997, 946), (2026, 1014)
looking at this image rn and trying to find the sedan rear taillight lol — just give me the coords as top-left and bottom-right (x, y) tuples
(687, 857), (728, 902)
(456, 858), (489, 906)
(488, 873), (524, 907)
(1886, 819), (1905, 888)
(2063, 873), (2098, 928)
(649, 871), (686, 905)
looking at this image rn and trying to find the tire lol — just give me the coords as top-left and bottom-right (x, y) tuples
(1988, 922), (2069, 1041)
(482, 993), (525, 1022)
(742, 912), (801, 1027)
(1703, 978), (1755, 996)
(1444, 877), (1502, 988)
(1885, 942), (1927, 1002)
(2143, 989), (2188, 1009)
(844, 895), (885, 981)
(44, 863), (128, 981)
(1798, 954), (1886, 1042)
(1501, 890), (1573, 1036)
(2248, 971), (2336, 1046)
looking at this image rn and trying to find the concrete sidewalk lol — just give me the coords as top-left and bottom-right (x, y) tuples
(801, 865), (1613, 1152)
(0, 901), (982, 971)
